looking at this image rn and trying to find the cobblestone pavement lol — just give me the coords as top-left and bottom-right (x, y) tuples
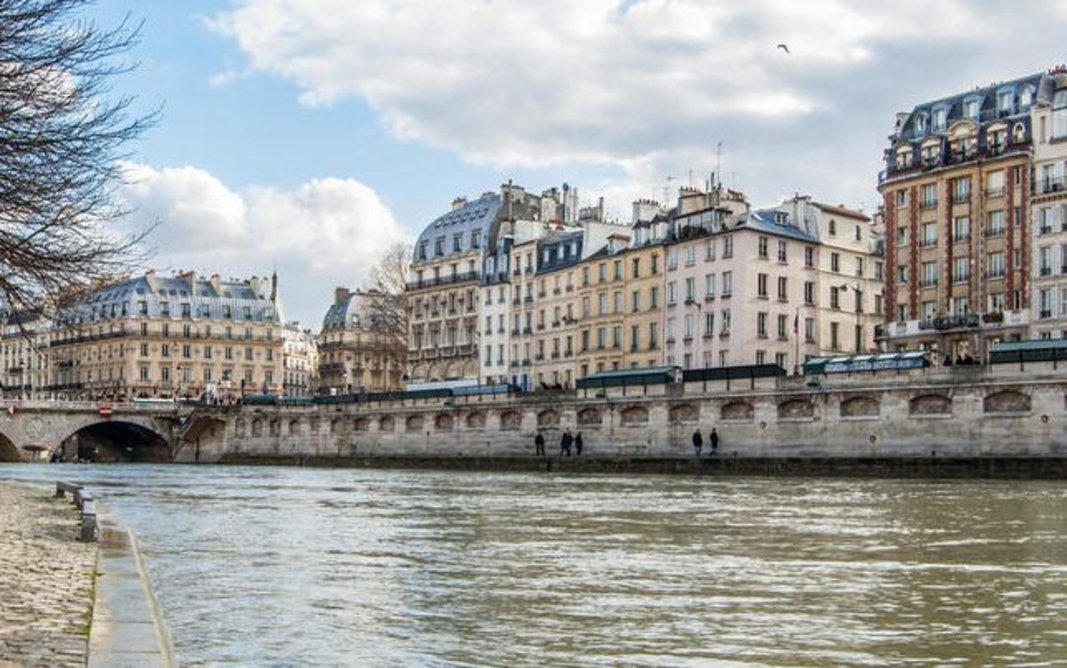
(0, 483), (96, 667)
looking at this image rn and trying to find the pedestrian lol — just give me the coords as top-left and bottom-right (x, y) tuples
(692, 428), (703, 456)
(574, 431), (584, 456)
(709, 427), (719, 456)
(560, 429), (573, 456)
(534, 431), (545, 457)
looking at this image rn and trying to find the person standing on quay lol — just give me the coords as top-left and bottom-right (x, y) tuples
(692, 429), (703, 456)
(574, 432), (584, 456)
(560, 429), (573, 456)
(709, 428), (719, 456)
(534, 431), (545, 457)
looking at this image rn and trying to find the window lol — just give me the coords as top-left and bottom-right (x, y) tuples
(986, 171), (1005, 197)
(722, 237), (733, 259)
(896, 190), (907, 206)
(830, 287), (841, 310)
(704, 312), (714, 337)
(920, 183), (937, 209)
(830, 322), (840, 350)
(804, 247), (814, 268)
(650, 287), (659, 308)
(987, 251), (1005, 278)
(705, 274), (716, 298)
(997, 90), (1013, 115)
(757, 312), (768, 338)
(988, 210), (1005, 237)
(921, 261), (938, 287)
(777, 314), (788, 340)
(898, 265), (908, 284)
(804, 281), (815, 305)
(667, 282), (677, 304)
(683, 315), (694, 340)
(963, 98), (979, 119)
(758, 236), (769, 258)
(953, 297), (969, 316)
(951, 177), (970, 204)
(632, 290), (641, 312)
(667, 250), (677, 270)
(922, 300), (937, 321)
(932, 107), (947, 131)
(1054, 90), (1067, 139)
(705, 239), (716, 261)
(632, 258), (640, 277)
(828, 219), (837, 236)
(777, 241), (787, 263)
(721, 271), (732, 296)
(831, 253), (840, 273)
(684, 246), (695, 267)
(757, 273), (768, 298)
(685, 277), (695, 301)
(1039, 245), (1053, 276)
(777, 276), (788, 301)
(720, 308), (731, 335)
(804, 318), (816, 343)
(614, 291), (623, 314)
(953, 216), (970, 242)
(953, 257), (970, 283)
(614, 260), (623, 280)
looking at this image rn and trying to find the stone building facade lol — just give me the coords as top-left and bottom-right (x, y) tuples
(49, 270), (284, 400)
(318, 288), (403, 394)
(0, 311), (52, 398)
(878, 71), (1046, 358)
(1029, 68), (1067, 337)
(282, 323), (318, 396)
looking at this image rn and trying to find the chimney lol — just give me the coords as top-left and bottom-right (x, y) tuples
(334, 287), (351, 304)
(179, 270), (196, 292)
(452, 196), (467, 211)
(209, 273), (221, 294)
(270, 270), (278, 303)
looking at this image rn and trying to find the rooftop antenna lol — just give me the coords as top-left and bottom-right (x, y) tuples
(663, 176), (676, 206)
(715, 141), (723, 190)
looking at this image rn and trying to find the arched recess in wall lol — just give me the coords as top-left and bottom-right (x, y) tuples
(620, 406), (649, 425)
(378, 416), (395, 432)
(354, 417), (371, 432)
(0, 432), (21, 463)
(288, 418), (301, 436)
(983, 390), (1030, 414)
(669, 403), (698, 424)
(721, 401), (754, 422)
(251, 418), (264, 437)
(577, 407), (602, 426)
(840, 395), (880, 418)
(435, 413), (454, 431)
(330, 417), (343, 434)
(499, 410), (522, 431)
(466, 412), (486, 429)
(406, 415), (425, 432)
(234, 418), (247, 438)
(777, 399), (814, 420)
(269, 419), (281, 436)
(537, 409), (559, 427)
(909, 394), (952, 416)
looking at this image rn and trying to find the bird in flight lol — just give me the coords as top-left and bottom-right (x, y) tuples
(776, 43), (790, 54)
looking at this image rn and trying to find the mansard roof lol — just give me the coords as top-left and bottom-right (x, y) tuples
(412, 192), (503, 262)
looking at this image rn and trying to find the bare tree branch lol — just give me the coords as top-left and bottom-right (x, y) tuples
(0, 0), (157, 322)
(361, 242), (410, 380)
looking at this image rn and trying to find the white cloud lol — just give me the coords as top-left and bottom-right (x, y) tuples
(207, 1), (1067, 214)
(118, 162), (407, 327)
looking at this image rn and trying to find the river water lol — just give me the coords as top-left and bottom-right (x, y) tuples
(3, 463), (1067, 666)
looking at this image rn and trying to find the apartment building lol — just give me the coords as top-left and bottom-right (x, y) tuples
(0, 310), (52, 398)
(318, 287), (404, 393)
(1030, 68), (1067, 336)
(48, 270), (284, 400)
(878, 72), (1043, 358)
(282, 323), (318, 396)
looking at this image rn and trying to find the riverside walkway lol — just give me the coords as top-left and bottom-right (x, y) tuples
(0, 483), (95, 667)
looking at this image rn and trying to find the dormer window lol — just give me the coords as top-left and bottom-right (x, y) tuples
(1021, 86), (1033, 107)
(896, 147), (913, 169)
(1052, 90), (1067, 139)
(963, 98), (979, 119)
(914, 113), (926, 135)
(932, 107), (947, 131)
(997, 90), (1013, 115)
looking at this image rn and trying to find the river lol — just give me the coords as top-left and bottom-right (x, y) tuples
(3, 463), (1067, 666)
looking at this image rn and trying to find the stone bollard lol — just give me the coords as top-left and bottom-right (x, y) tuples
(79, 497), (97, 542)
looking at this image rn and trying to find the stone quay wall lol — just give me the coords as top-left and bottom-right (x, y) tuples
(179, 363), (1067, 464)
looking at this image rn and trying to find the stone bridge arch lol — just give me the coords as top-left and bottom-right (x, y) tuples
(0, 406), (175, 462)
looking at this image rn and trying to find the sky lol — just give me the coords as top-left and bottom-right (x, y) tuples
(89, 0), (1067, 329)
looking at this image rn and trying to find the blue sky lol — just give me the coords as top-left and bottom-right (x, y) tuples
(89, 0), (1067, 328)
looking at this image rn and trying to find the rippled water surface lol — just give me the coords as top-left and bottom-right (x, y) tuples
(4, 464), (1067, 666)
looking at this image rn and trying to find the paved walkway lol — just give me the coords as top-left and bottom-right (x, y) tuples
(0, 482), (96, 667)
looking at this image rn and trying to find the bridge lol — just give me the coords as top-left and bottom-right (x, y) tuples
(0, 400), (185, 463)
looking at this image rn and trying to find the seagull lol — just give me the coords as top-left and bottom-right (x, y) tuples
(776, 43), (790, 54)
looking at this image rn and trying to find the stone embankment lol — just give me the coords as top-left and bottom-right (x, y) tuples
(0, 483), (95, 667)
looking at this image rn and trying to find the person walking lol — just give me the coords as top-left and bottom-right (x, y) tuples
(692, 429), (703, 456)
(574, 431), (584, 456)
(709, 427), (719, 456)
(534, 431), (545, 457)
(560, 429), (573, 456)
